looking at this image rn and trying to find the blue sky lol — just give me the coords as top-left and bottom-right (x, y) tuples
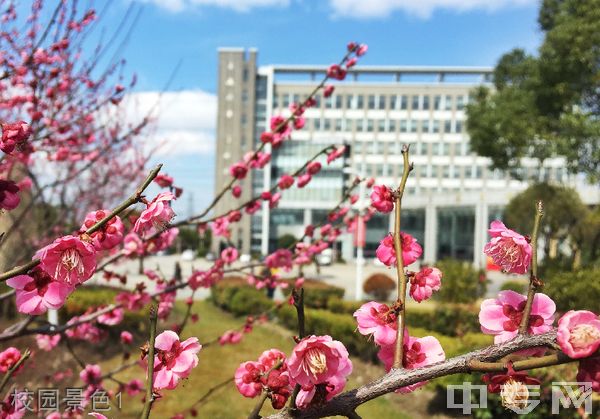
(98, 0), (543, 217)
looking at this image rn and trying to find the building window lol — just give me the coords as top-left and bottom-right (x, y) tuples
(335, 95), (343, 109)
(421, 120), (430, 134)
(346, 119), (354, 131)
(354, 142), (363, 154)
(357, 95), (364, 109)
(434, 95), (442, 110)
(314, 119), (321, 130)
(456, 95), (465, 110)
(409, 119), (418, 133)
(390, 95), (398, 110)
(432, 120), (440, 133)
(444, 120), (452, 133)
(346, 95), (354, 109)
(400, 120), (408, 133)
(455, 121), (463, 133)
(400, 95), (408, 110)
(378, 95), (386, 110)
(335, 119), (343, 131)
(323, 118), (331, 130)
(282, 94), (290, 108)
(367, 119), (374, 132)
(357, 119), (365, 132)
(445, 95), (453, 110)
(431, 142), (440, 155)
(378, 119), (386, 132)
(389, 120), (396, 132)
(368, 95), (376, 110)
(423, 95), (430, 111)
(411, 95), (420, 110)
(325, 96), (334, 109)
(442, 143), (450, 156)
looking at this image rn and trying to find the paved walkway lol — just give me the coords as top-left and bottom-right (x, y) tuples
(90, 253), (522, 301)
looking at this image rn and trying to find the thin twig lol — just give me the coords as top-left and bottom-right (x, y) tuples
(518, 200), (544, 334)
(0, 164), (163, 283)
(289, 287), (306, 408)
(392, 145), (413, 368)
(0, 349), (30, 394)
(248, 392), (269, 419)
(140, 305), (158, 419)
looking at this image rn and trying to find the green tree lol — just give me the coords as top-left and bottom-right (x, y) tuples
(277, 233), (297, 250)
(466, 0), (600, 180)
(504, 183), (589, 264)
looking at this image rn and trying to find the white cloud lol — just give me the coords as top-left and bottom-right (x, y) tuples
(328, 0), (536, 19)
(125, 89), (217, 157)
(139, 0), (289, 13)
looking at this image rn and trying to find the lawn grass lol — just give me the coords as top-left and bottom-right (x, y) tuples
(102, 301), (411, 418)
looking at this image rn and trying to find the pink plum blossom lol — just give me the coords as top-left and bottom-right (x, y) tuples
(36, 235), (97, 285)
(577, 357), (600, 393)
(307, 161), (321, 175)
(154, 173), (174, 188)
(0, 347), (22, 374)
(378, 331), (445, 392)
(0, 179), (20, 210)
(125, 379), (144, 396)
(278, 174), (294, 190)
(265, 249), (293, 271)
(326, 146), (345, 164)
(483, 220), (532, 274)
(323, 85), (334, 98)
(286, 335), (352, 408)
(235, 361), (266, 398)
(221, 247), (239, 264)
(409, 267), (442, 303)
(79, 364), (102, 386)
(376, 233), (422, 267)
(1, 121), (31, 153)
(97, 307), (124, 325)
(232, 185), (242, 198)
(134, 192), (176, 236)
(7, 268), (73, 314)
(370, 185), (394, 213)
(557, 310), (600, 359)
(353, 301), (397, 346)
(120, 331), (133, 345)
(115, 291), (151, 311)
(35, 334), (61, 351)
(81, 210), (124, 250)
(297, 173), (311, 188)
(152, 330), (201, 390)
(123, 233), (144, 256)
(219, 330), (243, 346)
(479, 290), (555, 344)
(229, 162), (248, 179)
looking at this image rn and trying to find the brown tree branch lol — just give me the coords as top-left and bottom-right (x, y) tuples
(266, 330), (562, 419)
(392, 145), (413, 368)
(519, 200), (544, 334)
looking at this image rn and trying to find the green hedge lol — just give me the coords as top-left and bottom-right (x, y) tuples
(543, 268), (600, 312)
(327, 298), (481, 337)
(61, 285), (147, 333)
(212, 276), (344, 313)
(282, 278), (345, 309)
(211, 277), (275, 316)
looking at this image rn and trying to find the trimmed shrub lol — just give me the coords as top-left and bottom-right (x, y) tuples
(434, 259), (486, 303)
(543, 268), (600, 313)
(211, 276), (275, 315)
(363, 273), (395, 301)
(327, 298), (363, 314)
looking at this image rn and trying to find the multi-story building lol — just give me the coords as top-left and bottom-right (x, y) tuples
(213, 48), (598, 267)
